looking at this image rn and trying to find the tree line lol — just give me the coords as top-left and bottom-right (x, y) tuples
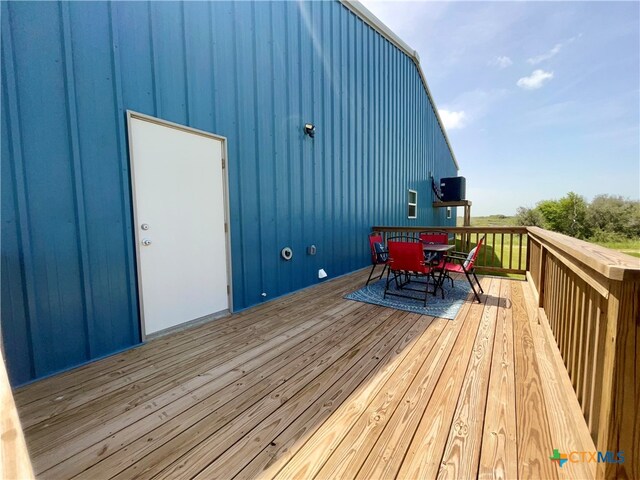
(515, 193), (640, 241)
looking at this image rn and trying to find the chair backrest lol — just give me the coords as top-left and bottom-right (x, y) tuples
(368, 232), (386, 265)
(463, 235), (485, 269)
(419, 231), (448, 245)
(387, 236), (426, 272)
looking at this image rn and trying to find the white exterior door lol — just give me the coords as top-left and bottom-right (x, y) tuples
(128, 113), (230, 337)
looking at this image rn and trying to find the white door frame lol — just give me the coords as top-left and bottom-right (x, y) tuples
(126, 110), (234, 340)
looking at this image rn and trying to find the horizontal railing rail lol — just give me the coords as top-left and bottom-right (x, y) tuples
(525, 226), (639, 479)
(372, 226), (528, 275)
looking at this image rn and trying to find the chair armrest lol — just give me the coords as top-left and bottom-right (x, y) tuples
(444, 253), (468, 261)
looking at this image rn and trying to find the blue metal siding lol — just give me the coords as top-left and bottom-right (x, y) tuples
(1, 0), (457, 385)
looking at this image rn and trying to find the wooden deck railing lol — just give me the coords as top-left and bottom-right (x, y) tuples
(374, 225), (639, 478)
(526, 227), (639, 480)
(372, 226), (529, 275)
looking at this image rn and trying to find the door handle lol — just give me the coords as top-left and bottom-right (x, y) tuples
(142, 238), (152, 246)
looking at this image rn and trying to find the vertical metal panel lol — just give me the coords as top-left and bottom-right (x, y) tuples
(2, 0), (459, 385)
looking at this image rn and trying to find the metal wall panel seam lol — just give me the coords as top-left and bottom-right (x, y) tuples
(59, 1), (95, 359)
(108, 2), (140, 344)
(268, 1), (282, 296)
(180, 2), (190, 124)
(229, 1), (247, 307)
(283, 4), (293, 294)
(148, 2), (160, 118)
(249, 2), (266, 298)
(1, 8), (37, 378)
(207, 2), (217, 130)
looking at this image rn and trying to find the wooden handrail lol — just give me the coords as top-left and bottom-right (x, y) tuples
(527, 226), (640, 281)
(524, 227), (639, 480)
(1, 353), (34, 479)
(373, 225), (528, 234)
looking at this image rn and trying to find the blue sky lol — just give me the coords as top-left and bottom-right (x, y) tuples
(361, 1), (640, 216)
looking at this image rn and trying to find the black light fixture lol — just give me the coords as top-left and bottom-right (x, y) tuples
(304, 123), (315, 138)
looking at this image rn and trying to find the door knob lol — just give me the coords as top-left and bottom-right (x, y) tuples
(142, 238), (152, 246)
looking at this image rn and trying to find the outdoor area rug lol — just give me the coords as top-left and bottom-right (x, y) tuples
(345, 278), (472, 319)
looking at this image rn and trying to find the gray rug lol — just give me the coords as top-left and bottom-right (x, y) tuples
(345, 278), (472, 319)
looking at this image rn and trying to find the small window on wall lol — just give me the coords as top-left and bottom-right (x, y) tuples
(408, 189), (418, 219)
(446, 207), (452, 219)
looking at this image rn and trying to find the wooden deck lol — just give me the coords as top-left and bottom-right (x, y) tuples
(14, 270), (596, 479)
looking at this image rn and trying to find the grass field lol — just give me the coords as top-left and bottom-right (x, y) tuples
(593, 240), (640, 258)
(458, 215), (640, 260)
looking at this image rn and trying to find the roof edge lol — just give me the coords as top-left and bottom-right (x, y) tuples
(339, 0), (460, 171)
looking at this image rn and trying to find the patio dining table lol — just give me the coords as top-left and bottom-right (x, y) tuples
(422, 243), (455, 297)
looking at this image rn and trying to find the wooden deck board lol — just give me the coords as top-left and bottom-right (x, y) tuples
(13, 270), (595, 479)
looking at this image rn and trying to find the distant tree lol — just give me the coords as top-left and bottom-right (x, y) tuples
(587, 195), (640, 238)
(514, 206), (545, 227)
(537, 192), (590, 239)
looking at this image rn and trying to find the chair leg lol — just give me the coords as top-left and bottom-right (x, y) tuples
(423, 280), (429, 307)
(378, 263), (387, 281)
(365, 264), (378, 286)
(472, 270), (483, 293)
(383, 267), (393, 299)
(465, 270), (481, 303)
(436, 269), (445, 299)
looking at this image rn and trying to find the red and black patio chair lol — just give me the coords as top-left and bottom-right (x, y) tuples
(383, 236), (438, 306)
(365, 232), (389, 286)
(439, 235), (485, 303)
(419, 230), (450, 269)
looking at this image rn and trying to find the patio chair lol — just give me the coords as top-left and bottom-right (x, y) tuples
(419, 230), (453, 287)
(383, 236), (437, 306)
(439, 235), (485, 303)
(365, 232), (389, 286)
(419, 230), (449, 263)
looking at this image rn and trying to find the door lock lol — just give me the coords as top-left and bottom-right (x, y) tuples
(142, 238), (152, 246)
(141, 224), (150, 230)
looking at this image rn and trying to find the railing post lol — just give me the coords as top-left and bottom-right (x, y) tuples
(526, 234), (531, 273)
(596, 279), (640, 480)
(538, 245), (546, 309)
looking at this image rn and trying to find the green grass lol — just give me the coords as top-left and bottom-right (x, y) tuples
(451, 232), (527, 279)
(457, 215), (516, 227)
(592, 239), (640, 258)
(458, 215), (640, 259)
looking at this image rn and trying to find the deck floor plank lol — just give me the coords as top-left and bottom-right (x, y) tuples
(396, 277), (494, 479)
(58, 304), (386, 479)
(36, 302), (371, 477)
(512, 280), (559, 480)
(478, 278), (518, 479)
(12, 270), (595, 480)
(436, 278), (501, 479)
(354, 296), (476, 480)
(14, 272), (359, 408)
(108, 308), (407, 480)
(21, 275), (360, 431)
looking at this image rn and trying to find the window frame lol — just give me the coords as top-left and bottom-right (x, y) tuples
(408, 189), (418, 219)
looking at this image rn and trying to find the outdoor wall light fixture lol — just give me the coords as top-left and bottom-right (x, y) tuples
(304, 123), (315, 138)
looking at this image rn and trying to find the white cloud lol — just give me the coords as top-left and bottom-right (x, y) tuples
(517, 70), (554, 90)
(527, 43), (562, 65)
(438, 109), (467, 129)
(489, 56), (513, 69)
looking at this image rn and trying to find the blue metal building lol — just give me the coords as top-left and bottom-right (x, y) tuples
(1, 1), (459, 385)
